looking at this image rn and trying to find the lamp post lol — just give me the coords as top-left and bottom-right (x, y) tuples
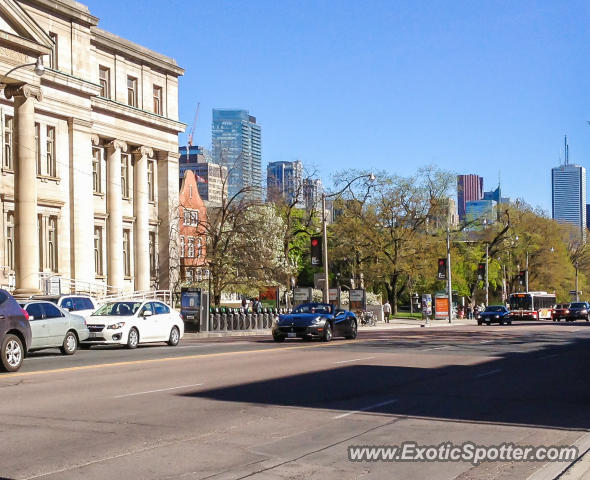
(485, 243), (489, 307)
(1, 57), (45, 83)
(446, 227), (452, 323)
(321, 172), (375, 303)
(575, 260), (579, 302)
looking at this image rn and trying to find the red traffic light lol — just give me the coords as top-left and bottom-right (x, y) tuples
(311, 238), (319, 247)
(438, 259), (445, 266)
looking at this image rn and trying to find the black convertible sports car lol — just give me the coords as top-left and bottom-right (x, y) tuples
(272, 303), (357, 342)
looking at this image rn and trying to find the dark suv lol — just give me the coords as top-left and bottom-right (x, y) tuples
(0, 289), (31, 372)
(566, 302), (590, 322)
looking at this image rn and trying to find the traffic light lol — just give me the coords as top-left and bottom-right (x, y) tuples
(518, 270), (526, 285)
(477, 263), (486, 281)
(437, 258), (447, 280)
(310, 236), (322, 266)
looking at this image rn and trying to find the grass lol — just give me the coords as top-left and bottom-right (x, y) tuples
(391, 312), (423, 319)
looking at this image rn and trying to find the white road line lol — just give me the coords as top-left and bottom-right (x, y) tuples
(334, 357), (375, 364)
(113, 383), (203, 398)
(421, 345), (449, 351)
(332, 399), (398, 419)
(479, 340), (493, 344)
(474, 369), (502, 379)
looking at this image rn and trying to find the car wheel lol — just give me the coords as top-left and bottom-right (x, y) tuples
(477, 320), (482, 325)
(1, 334), (24, 372)
(322, 322), (332, 342)
(485, 321), (491, 325)
(345, 320), (358, 340)
(167, 326), (180, 346)
(60, 331), (78, 355)
(273, 335), (285, 342)
(499, 319), (504, 325)
(126, 328), (139, 349)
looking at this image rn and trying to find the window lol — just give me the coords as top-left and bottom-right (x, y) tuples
(41, 303), (63, 319)
(26, 303), (44, 320)
(35, 123), (41, 174)
(154, 302), (170, 315)
(73, 298), (95, 311)
(197, 237), (203, 258)
(153, 85), (162, 115)
(186, 268), (193, 282)
(147, 159), (155, 201)
(94, 226), (103, 276)
(49, 32), (58, 69)
(4, 116), (13, 169)
(6, 212), (14, 270)
(98, 66), (110, 98)
(46, 126), (56, 177)
(47, 217), (57, 272)
(123, 229), (131, 276)
(188, 237), (195, 258)
(183, 209), (198, 226)
(180, 236), (185, 258)
(149, 231), (156, 278)
(121, 154), (130, 198)
(92, 147), (102, 193)
(127, 76), (138, 107)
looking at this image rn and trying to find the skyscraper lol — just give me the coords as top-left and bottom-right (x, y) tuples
(552, 137), (586, 241)
(457, 174), (484, 221)
(303, 178), (323, 212)
(212, 109), (262, 201)
(179, 145), (228, 207)
(267, 160), (303, 206)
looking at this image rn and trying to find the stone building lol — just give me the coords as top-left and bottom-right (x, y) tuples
(0, 0), (185, 295)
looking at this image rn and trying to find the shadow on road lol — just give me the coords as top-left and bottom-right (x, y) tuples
(179, 334), (590, 431)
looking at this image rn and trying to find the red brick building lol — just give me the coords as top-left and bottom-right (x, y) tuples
(179, 170), (207, 282)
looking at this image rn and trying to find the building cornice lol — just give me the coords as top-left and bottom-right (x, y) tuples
(41, 68), (102, 97)
(19, 0), (99, 26)
(92, 96), (185, 134)
(91, 27), (184, 76)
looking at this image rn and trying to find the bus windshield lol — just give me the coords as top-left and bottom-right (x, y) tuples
(510, 295), (532, 310)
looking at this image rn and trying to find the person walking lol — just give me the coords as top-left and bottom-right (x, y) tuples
(383, 301), (391, 323)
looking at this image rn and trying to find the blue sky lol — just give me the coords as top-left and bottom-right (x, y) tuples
(85, 0), (590, 212)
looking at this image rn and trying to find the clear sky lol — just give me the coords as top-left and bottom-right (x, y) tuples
(84, 0), (590, 212)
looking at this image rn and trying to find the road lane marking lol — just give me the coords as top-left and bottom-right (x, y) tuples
(479, 340), (493, 344)
(0, 341), (365, 380)
(474, 368), (502, 379)
(113, 383), (203, 398)
(421, 345), (449, 351)
(332, 399), (398, 419)
(334, 357), (375, 364)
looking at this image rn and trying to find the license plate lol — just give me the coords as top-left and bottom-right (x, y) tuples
(186, 315), (194, 320)
(287, 332), (296, 338)
(89, 332), (99, 338)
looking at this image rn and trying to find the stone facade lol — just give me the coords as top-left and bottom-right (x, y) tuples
(0, 0), (185, 294)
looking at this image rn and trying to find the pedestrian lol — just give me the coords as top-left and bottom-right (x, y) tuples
(253, 298), (262, 313)
(383, 301), (391, 323)
(241, 297), (247, 312)
(467, 305), (473, 319)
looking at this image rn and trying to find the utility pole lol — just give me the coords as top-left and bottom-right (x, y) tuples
(525, 250), (529, 293)
(447, 227), (453, 323)
(485, 243), (489, 306)
(575, 260), (579, 302)
(321, 193), (329, 303)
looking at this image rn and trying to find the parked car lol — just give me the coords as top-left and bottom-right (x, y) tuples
(566, 302), (590, 322)
(0, 289), (31, 372)
(272, 302), (357, 342)
(30, 294), (98, 319)
(82, 300), (184, 348)
(18, 301), (89, 355)
(477, 305), (512, 325)
(552, 303), (571, 322)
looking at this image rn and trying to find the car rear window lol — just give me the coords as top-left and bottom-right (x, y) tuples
(570, 303), (587, 308)
(73, 297), (94, 310)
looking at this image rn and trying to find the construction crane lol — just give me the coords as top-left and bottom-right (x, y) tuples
(186, 102), (200, 160)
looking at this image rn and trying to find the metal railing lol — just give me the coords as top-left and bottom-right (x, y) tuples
(38, 273), (122, 298)
(207, 311), (277, 332)
(99, 289), (174, 305)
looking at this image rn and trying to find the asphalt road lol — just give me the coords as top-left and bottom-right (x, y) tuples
(1, 321), (590, 479)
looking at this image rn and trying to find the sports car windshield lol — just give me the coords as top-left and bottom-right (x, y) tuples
(484, 306), (505, 312)
(293, 304), (332, 314)
(93, 302), (142, 316)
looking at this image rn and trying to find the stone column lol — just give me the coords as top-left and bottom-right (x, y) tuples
(133, 146), (153, 291)
(5, 84), (42, 296)
(68, 118), (95, 285)
(157, 151), (180, 290)
(106, 140), (127, 292)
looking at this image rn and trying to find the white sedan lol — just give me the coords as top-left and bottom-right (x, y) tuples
(82, 300), (184, 349)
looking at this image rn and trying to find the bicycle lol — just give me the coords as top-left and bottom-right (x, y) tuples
(358, 310), (377, 326)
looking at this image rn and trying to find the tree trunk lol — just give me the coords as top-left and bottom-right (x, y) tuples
(391, 272), (399, 315)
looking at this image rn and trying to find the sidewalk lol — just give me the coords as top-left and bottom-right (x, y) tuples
(183, 317), (478, 339)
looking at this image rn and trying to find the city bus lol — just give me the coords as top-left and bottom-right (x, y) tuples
(509, 292), (556, 320)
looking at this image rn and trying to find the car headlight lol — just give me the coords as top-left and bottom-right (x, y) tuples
(582, 310), (588, 314)
(107, 322), (126, 329)
(494, 315), (500, 319)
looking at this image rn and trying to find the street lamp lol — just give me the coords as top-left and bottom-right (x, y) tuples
(321, 172), (376, 303)
(1, 57), (45, 83)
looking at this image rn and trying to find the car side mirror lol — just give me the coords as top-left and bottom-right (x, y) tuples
(143, 310), (153, 317)
(63, 307), (71, 312)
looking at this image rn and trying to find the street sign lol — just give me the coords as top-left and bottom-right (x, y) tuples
(293, 287), (312, 304)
